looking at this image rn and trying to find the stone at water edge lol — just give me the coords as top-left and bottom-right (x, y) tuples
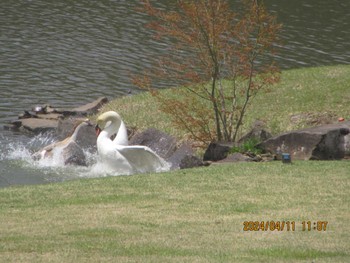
(70, 97), (108, 116)
(167, 142), (204, 169)
(203, 142), (236, 162)
(56, 118), (97, 150)
(179, 155), (204, 169)
(129, 128), (177, 159)
(129, 128), (204, 169)
(62, 141), (87, 166)
(3, 97), (108, 134)
(216, 152), (254, 163)
(257, 122), (350, 160)
(20, 118), (59, 134)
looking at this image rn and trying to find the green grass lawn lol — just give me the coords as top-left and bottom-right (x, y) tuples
(99, 65), (350, 140)
(0, 161), (349, 262)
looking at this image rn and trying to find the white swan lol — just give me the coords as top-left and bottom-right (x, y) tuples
(111, 115), (128, 146)
(95, 111), (168, 175)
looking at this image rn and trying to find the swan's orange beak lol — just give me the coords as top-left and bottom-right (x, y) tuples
(95, 125), (101, 137)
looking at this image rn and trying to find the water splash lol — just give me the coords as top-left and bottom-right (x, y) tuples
(86, 154), (171, 178)
(0, 133), (124, 179)
(0, 133), (93, 180)
(0, 132), (171, 188)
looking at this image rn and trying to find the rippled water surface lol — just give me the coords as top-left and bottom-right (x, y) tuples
(0, 0), (349, 187)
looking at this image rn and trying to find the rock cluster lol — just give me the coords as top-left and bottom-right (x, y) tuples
(257, 121), (350, 160)
(130, 128), (204, 169)
(4, 97), (108, 134)
(203, 121), (274, 163)
(203, 120), (350, 163)
(5, 98), (107, 166)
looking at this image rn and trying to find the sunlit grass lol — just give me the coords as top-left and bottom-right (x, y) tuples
(95, 65), (350, 141)
(247, 65), (350, 134)
(0, 161), (349, 262)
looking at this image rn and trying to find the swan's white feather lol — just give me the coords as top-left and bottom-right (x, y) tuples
(116, 145), (165, 172)
(113, 119), (128, 146)
(96, 111), (169, 175)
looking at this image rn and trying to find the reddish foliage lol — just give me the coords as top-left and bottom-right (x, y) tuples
(134, 0), (282, 144)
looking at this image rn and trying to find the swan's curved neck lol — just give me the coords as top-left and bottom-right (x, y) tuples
(102, 119), (121, 138)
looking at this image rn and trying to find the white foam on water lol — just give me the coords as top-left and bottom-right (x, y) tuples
(0, 134), (82, 178)
(85, 155), (171, 178)
(1, 135), (114, 179)
(7, 143), (33, 161)
(1, 133), (171, 185)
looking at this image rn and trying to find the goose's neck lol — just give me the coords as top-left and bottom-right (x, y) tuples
(70, 123), (85, 141)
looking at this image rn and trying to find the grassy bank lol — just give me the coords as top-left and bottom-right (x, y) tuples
(0, 161), (349, 262)
(99, 65), (350, 140)
(0, 65), (349, 262)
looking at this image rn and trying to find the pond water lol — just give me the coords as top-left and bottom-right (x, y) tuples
(0, 0), (349, 187)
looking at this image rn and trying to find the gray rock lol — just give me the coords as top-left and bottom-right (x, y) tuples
(57, 118), (97, 150)
(4, 97), (107, 135)
(167, 142), (202, 169)
(37, 113), (64, 120)
(3, 120), (22, 131)
(344, 132), (350, 156)
(238, 120), (272, 143)
(168, 143), (193, 166)
(20, 118), (59, 134)
(19, 111), (37, 119)
(257, 122), (350, 160)
(74, 123), (97, 151)
(130, 128), (177, 159)
(179, 155), (204, 169)
(70, 97), (108, 116)
(57, 118), (80, 139)
(129, 129), (202, 170)
(217, 152), (254, 163)
(203, 142), (236, 161)
(62, 141), (87, 166)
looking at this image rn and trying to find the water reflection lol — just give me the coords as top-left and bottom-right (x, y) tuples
(267, 0), (350, 67)
(1, 0), (349, 123)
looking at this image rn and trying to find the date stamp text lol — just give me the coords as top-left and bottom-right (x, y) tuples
(243, 221), (328, 231)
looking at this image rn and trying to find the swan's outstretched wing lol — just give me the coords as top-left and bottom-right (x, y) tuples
(116, 145), (168, 173)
